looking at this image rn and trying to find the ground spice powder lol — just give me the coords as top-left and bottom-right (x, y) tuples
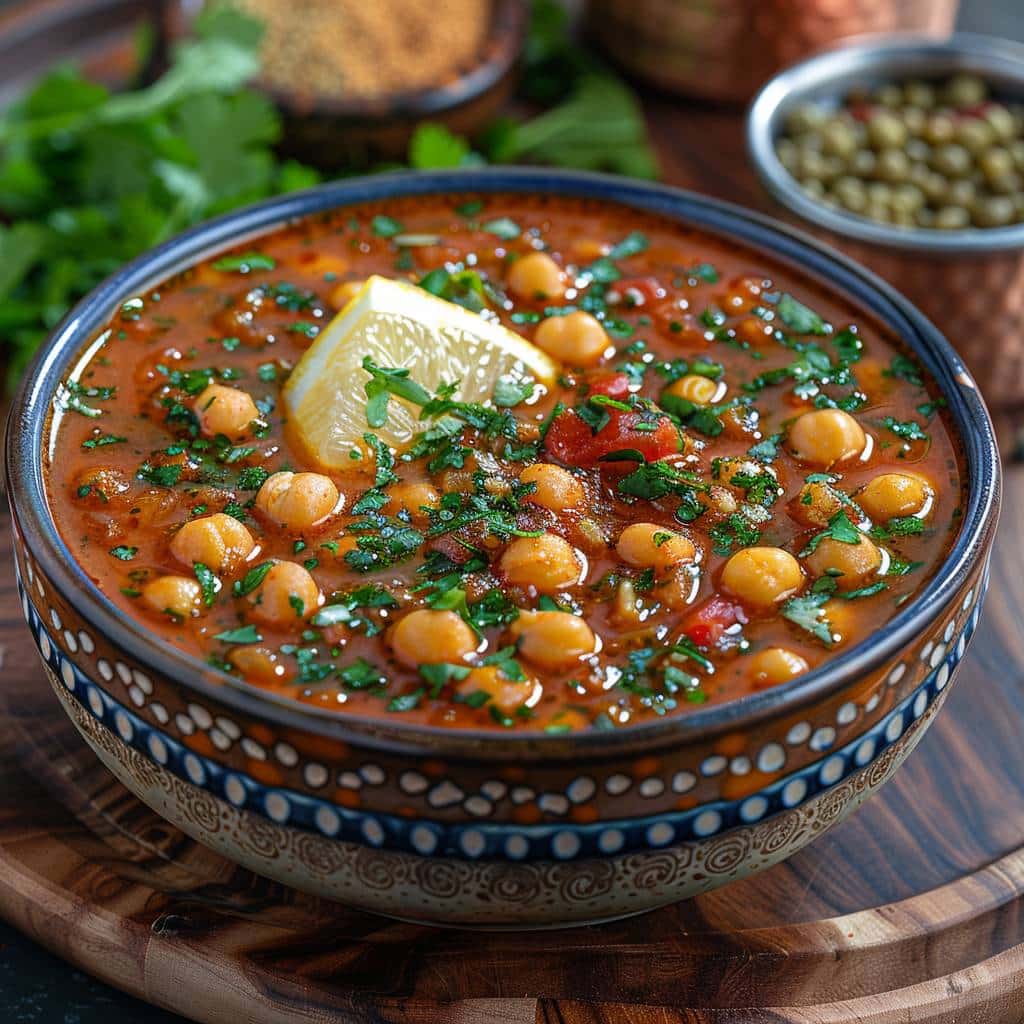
(231, 0), (492, 103)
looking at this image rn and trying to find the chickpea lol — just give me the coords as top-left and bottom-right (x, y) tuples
(506, 251), (566, 301)
(519, 463), (584, 511)
(386, 479), (440, 523)
(616, 522), (697, 572)
(229, 646), (293, 685)
(790, 480), (846, 529)
(141, 575), (203, 619)
(256, 471), (339, 532)
(499, 534), (583, 592)
(457, 666), (537, 716)
(510, 610), (597, 670)
(533, 310), (608, 366)
(858, 472), (931, 522)
(721, 547), (803, 609)
(170, 513), (255, 574)
(747, 647), (809, 689)
(804, 534), (881, 589)
(389, 609), (478, 668)
(787, 409), (867, 467)
(247, 561), (320, 624)
(663, 374), (721, 406)
(195, 384), (259, 441)
(822, 599), (855, 646)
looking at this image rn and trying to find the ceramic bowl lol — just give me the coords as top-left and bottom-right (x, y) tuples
(5, 169), (1001, 928)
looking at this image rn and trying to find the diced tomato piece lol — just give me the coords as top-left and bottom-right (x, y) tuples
(586, 372), (631, 400)
(544, 409), (596, 465)
(544, 406), (681, 467)
(680, 595), (748, 648)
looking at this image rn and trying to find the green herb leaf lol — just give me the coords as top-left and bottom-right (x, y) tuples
(214, 624), (262, 644)
(193, 562), (219, 607)
(776, 293), (828, 335)
(481, 217), (521, 240)
(212, 251), (275, 272)
(109, 545), (137, 561)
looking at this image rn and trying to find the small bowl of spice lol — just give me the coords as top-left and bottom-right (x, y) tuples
(164, 0), (527, 162)
(748, 33), (1024, 417)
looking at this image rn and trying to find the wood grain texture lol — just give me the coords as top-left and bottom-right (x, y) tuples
(1, 7), (1023, 1017)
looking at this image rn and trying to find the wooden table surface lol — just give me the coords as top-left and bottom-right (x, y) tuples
(2, 3), (1024, 1023)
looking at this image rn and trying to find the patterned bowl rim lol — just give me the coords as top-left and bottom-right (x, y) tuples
(4, 167), (1002, 760)
(747, 31), (1024, 254)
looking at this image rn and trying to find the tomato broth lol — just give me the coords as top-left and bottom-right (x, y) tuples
(47, 193), (965, 732)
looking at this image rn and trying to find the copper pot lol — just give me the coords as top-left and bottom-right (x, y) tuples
(586, 0), (958, 103)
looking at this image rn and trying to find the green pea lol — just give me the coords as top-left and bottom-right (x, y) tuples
(916, 208), (935, 228)
(984, 104), (1017, 143)
(850, 150), (877, 177)
(833, 176), (867, 212)
(776, 138), (800, 172)
(891, 183), (925, 214)
(801, 179), (826, 199)
(821, 120), (857, 159)
(864, 202), (891, 223)
(972, 195), (1016, 227)
(932, 144), (972, 178)
(1008, 140), (1024, 173)
(934, 205), (971, 230)
(924, 114), (956, 145)
(905, 138), (931, 163)
(868, 112), (907, 149)
(955, 118), (995, 154)
(946, 179), (977, 206)
(786, 103), (827, 135)
(903, 81), (937, 109)
(874, 84), (904, 108)
(988, 171), (1022, 196)
(876, 148), (911, 183)
(901, 107), (927, 135)
(980, 147), (1014, 184)
(945, 74), (987, 108)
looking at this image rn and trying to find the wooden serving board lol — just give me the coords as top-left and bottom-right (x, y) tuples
(0, 474), (1021, 1024)
(2, 4), (1024, 1017)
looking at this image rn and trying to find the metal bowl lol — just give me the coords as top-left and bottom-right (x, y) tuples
(747, 33), (1024, 412)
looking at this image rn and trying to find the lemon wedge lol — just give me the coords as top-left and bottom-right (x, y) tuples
(283, 276), (558, 470)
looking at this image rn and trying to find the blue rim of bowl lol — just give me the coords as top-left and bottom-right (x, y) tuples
(4, 167), (1002, 760)
(747, 32), (1024, 254)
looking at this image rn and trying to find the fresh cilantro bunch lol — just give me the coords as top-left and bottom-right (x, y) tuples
(408, 0), (659, 179)
(0, 4), (319, 390)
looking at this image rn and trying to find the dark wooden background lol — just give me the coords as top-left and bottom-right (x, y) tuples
(1, 1), (1023, 1022)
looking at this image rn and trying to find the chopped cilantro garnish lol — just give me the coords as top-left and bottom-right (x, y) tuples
(212, 252), (275, 273)
(109, 545), (137, 561)
(137, 463), (182, 487)
(800, 510), (863, 556)
(782, 592), (833, 646)
(882, 416), (928, 442)
(214, 624), (262, 644)
(193, 563), (219, 607)
(884, 354), (924, 387)
(233, 561), (274, 597)
(371, 215), (403, 238)
(775, 293), (828, 335)
(481, 217), (521, 239)
(82, 433), (127, 449)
